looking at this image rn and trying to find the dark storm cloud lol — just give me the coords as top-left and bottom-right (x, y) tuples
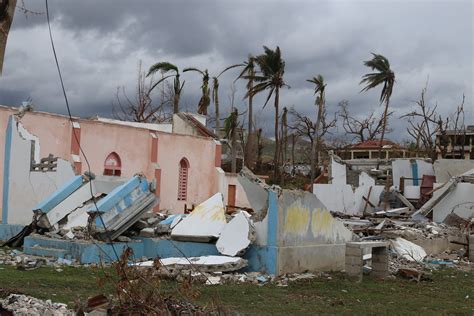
(0, 0), (472, 141)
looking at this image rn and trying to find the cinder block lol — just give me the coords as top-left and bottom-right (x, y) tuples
(469, 235), (474, 244)
(345, 263), (363, 275)
(346, 247), (363, 256)
(372, 262), (388, 272)
(345, 255), (363, 265)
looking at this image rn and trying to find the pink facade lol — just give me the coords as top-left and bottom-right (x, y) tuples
(0, 105), (226, 220)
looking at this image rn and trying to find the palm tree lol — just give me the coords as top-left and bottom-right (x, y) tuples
(183, 67), (210, 115)
(236, 55), (256, 168)
(246, 46), (288, 181)
(307, 75), (326, 189)
(360, 53), (395, 162)
(212, 64), (243, 130)
(147, 62), (184, 114)
(224, 108), (239, 173)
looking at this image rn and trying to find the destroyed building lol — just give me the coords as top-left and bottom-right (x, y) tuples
(0, 105), (251, 229)
(436, 125), (474, 160)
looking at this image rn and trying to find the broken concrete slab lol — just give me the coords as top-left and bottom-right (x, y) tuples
(171, 193), (227, 242)
(135, 255), (248, 272)
(390, 237), (427, 262)
(216, 211), (256, 256)
(434, 159), (474, 183)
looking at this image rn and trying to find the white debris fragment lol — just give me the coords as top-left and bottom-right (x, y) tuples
(134, 255), (248, 272)
(390, 237), (427, 262)
(216, 211), (255, 256)
(171, 193), (227, 242)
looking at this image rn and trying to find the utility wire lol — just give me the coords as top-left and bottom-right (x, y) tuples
(45, 0), (119, 261)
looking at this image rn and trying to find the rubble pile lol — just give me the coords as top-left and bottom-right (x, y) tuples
(0, 294), (73, 315)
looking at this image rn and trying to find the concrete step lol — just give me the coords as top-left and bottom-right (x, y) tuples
(24, 245), (69, 259)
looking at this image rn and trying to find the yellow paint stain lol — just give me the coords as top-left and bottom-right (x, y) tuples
(283, 203), (310, 234)
(190, 204), (226, 222)
(311, 208), (335, 236)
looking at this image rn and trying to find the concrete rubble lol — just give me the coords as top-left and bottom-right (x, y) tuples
(0, 294), (73, 315)
(135, 255), (248, 272)
(170, 193), (227, 242)
(216, 211), (256, 256)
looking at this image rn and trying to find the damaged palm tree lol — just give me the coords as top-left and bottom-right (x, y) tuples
(360, 53), (395, 165)
(236, 55), (257, 168)
(212, 64), (243, 130)
(147, 61), (184, 114)
(307, 75), (326, 188)
(224, 108), (239, 173)
(183, 67), (211, 115)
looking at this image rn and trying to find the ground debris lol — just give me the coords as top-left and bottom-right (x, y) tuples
(0, 294), (73, 315)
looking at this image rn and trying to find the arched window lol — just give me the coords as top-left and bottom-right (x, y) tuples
(177, 158), (189, 201)
(104, 152), (122, 176)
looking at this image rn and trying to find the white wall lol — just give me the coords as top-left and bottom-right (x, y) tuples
(5, 118), (75, 225)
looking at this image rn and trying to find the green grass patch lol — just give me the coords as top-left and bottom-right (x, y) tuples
(0, 265), (473, 314)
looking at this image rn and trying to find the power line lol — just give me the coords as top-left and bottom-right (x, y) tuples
(45, 0), (119, 261)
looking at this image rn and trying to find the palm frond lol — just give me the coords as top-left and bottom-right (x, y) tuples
(147, 62), (178, 77)
(183, 67), (204, 75)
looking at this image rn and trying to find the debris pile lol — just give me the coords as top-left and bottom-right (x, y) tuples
(0, 294), (73, 315)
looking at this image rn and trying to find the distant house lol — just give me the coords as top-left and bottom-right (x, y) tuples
(436, 125), (474, 160)
(338, 139), (420, 160)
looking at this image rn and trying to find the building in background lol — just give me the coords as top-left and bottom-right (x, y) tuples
(436, 126), (474, 160)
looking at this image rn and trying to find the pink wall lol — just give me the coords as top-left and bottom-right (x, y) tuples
(156, 132), (219, 212)
(0, 106), (222, 220)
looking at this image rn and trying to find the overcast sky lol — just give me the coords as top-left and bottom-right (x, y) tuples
(1, 0), (472, 142)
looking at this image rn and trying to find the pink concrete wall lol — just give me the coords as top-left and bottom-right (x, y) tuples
(0, 106), (222, 220)
(20, 113), (72, 160)
(156, 132), (219, 212)
(78, 120), (153, 179)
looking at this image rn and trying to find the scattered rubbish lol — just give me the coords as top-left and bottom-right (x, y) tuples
(135, 255), (248, 272)
(390, 237), (427, 262)
(0, 294), (73, 315)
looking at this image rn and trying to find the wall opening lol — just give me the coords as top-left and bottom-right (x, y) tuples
(104, 152), (122, 176)
(178, 158), (189, 201)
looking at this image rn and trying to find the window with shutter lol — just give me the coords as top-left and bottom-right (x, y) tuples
(178, 158), (189, 201)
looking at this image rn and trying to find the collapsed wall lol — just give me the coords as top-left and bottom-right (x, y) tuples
(2, 116), (75, 225)
(238, 168), (354, 274)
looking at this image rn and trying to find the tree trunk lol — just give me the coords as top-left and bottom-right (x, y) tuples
(377, 98), (390, 168)
(273, 88), (280, 182)
(173, 76), (180, 114)
(231, 128), (237, 173)
(311, 98), (324, 191)
(0, 0), (16, 75)
(291, 134), (296, 175)
(245, 80), (254, 169)
(215, 82), (220, 130)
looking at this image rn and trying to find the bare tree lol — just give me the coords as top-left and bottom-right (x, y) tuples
(402, 85), (466, 159)
(289, 107), (336, 186)
(339, 100), (394, 142)
(113, 62), (173, 123)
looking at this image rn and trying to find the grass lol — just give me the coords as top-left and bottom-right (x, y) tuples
(0, 265), (473, 315)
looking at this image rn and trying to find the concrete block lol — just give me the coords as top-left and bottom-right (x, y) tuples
(345, 255), (363, 265)
(345, 263), (363, 274)
(346, 247), (363, 256)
